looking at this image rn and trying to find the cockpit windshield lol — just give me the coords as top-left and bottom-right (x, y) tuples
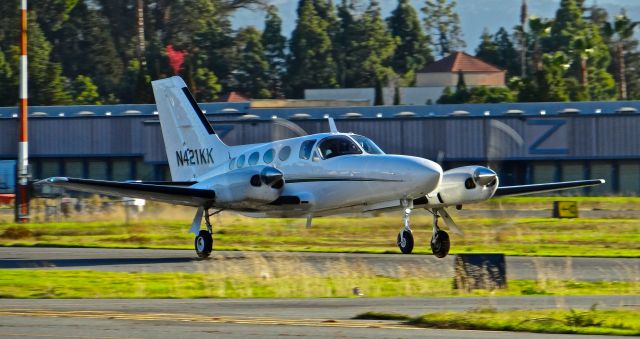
(350, 135), (384, 154)
(317, 136), (363, 159)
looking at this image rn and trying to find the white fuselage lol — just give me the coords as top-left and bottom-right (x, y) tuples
(192, 132), (443, 217)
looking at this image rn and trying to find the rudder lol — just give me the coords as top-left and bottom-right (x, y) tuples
(152, 76), (229, 182)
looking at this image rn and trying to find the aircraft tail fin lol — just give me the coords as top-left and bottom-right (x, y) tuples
(152, 76), (229, 182)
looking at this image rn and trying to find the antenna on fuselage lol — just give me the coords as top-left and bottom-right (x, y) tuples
(328, 117), (338, 133)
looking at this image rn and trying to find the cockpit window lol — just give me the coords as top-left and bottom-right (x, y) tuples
(350, 135), (384, 154)
(299, 139), (316, 160)
(317, 136), (362, 159)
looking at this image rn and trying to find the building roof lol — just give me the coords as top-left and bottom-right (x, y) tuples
(219, 91), (250, 102)
(419, 52), (503, 73)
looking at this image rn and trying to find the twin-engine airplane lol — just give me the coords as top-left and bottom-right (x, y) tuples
(38, 76), (605, 258)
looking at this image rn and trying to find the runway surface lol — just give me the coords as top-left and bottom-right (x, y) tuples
(1, 297), (638, 339)
(1, 247), (638, 281)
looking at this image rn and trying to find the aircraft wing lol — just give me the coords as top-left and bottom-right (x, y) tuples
(36, 177), (215, 207)
(493, 179), (605, 198)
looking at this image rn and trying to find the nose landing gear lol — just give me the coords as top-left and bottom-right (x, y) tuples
(397, 207), (414, 254)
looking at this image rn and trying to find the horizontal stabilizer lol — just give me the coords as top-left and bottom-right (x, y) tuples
(36, 177), (215, 207)
(493, 179), (605, 197)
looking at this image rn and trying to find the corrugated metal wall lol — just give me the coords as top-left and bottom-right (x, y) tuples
(1, 115), (639, 162)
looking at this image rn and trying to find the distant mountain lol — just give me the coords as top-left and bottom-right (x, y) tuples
(232, 0), (640, 53)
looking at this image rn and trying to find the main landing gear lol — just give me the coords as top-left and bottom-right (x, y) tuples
(194, 208), (221, 258)
(430, 210), (450, 258)
(396, 204), (450, 258)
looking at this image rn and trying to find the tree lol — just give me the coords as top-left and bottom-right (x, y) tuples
(422, 0), (465, 58)
(387, 0), (432, 83)
(52, 1), (123, 98)
(334, 0), (358, 87)
(603, 11), (638, 99)
(476, 29), (500, 67)
(70, 75), (102, 104)
(262, 5), (286, 98)
(287, 0), (337, 97)
(0, 50), (14, 106)
(233, 27), (271, 99)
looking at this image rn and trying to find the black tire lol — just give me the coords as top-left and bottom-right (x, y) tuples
(195, 230), (213, 258)
(430, 230), (450, 258)
(397, 229), (414, 254)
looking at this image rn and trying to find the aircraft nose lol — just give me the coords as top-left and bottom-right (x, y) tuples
(404, 157), (442, 195)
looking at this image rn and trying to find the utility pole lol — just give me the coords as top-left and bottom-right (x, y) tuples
(15, 0), (30, 223)
(136, 0), (146, 66)
(520, 0), (528, 78)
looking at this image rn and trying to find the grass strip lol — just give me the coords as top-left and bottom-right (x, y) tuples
(356, 308), (640, 336)
(1, 214), (639, 257)
(0, 270), (639, 299)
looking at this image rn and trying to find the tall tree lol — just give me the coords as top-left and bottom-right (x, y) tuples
(233, 27), (271, 99)
(476, 28), (519, 77)
(262, 5), (286, 98)
(0, 50), (14, 106)
(387, 0), (432, 83)
(334, 0), (358, 87)
(52, 1), (123, 98)
(422, 0), (465, 58)
(603, 11), (638, 100)
(287, 0), (338, 97)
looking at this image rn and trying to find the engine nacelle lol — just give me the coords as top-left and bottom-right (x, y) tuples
(426, 166), (498, 207)
(196, 166), (284, 207)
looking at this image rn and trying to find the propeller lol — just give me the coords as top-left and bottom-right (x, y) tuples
(261, 166), (284, 188)
(474, 167), (497, 186)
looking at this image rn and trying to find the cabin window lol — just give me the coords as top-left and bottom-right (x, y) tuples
(248, 152), (259, 166)
(237, 155), (246, 168)
(263, 149), (274, 164)
(351, 135), (384, 154)
(229, 158), (236, 170)
(278, 146), (291, 161)
(299, 140), (317, 160)
(317, 136), (362, 159)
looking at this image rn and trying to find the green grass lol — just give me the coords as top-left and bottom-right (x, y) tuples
(356, 308), (640, 336)
(0, 270), (639, 299)
(1, 214), (639, 257)
(1, 197), (639, 257)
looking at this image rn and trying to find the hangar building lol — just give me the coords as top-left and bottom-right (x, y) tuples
(1, 100), (640, 195)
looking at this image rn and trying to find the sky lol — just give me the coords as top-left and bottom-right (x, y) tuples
(232, 0), (640, 54)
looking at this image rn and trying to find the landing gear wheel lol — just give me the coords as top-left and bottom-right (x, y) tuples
(397, 229), (414, 254)
(195, 230), (213, 258)
(430, 230), (450, 258)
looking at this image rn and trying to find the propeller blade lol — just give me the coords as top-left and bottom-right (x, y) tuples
(437, 207), (464, 236)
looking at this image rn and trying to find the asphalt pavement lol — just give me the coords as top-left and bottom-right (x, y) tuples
(1, 297), (638, 339)
(1, 247), (638, 281)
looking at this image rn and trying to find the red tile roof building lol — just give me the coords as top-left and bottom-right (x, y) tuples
(416, 52), (506, 87)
